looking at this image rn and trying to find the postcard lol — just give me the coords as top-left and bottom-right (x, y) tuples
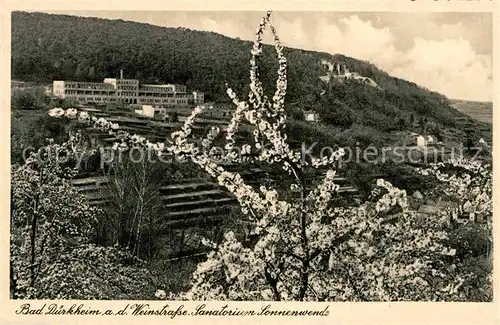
(1, 1), (498, 324)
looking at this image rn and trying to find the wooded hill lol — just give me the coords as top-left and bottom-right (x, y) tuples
(12, 11), (473, 134)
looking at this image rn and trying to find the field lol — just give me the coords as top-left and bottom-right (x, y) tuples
(450, 99), (493, 124)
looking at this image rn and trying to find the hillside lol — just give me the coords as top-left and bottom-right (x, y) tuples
(11, 11), (473, 134)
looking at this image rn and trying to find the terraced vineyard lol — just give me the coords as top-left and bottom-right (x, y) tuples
(72, 173), (356, 219)
(67, 104), (365, 258)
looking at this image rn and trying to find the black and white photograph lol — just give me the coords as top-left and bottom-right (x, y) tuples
(8, 8), (494, 304)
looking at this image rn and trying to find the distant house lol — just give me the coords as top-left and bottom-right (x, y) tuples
(304, 110), (320, 122)
(11, 80), (26, 90)
(476, 138), (491, 151)
(415, 134), (434, 148)
(134, 104), (155, 118)
(415, 135), (425, 147)
(192, 91), (204, 104)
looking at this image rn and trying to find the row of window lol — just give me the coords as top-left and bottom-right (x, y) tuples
(138, 92), (176, 98)
(63, 90), (193, 99)
(156, 104), (187, 109)
(138, 92), (190, 98)
(138, 98), (188, 104)
(140, 86), (175, 92)
(65, 90), (115, 95)
(65, 84), (114, 90)
(62, 83), (194, 95)
(65, 93), (192, 103)
(116, 80), (139, 85)
(69, 96), (117, 102)
(117, 86), (138, 91)
(120, 92), (138, 97)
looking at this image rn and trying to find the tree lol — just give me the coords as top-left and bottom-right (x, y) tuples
(417, 158), (492, 301)
(10, 130), (156, 299)
(47, 12), (485, 301)
(10, 111), (75, 166)
(397, 117), (406, 129)
(409, 113), (415, 126)
(418, 116), (425, 128)
(89, 66), (96, 80)
(75, 62), (86, 80)
(11, 90), (36, 110)
(100, 153), (163, 260)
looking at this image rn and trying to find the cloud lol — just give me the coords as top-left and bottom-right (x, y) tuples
(198, 16), (250, 40)
(394, 37), (492, 101)
(272, 18), (310, 50)
(281, 14), (492, 101)
(193, 13), (492, 101)
(317, 16), (404, 71)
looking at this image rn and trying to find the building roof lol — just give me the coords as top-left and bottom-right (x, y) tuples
(142, 84), (173, 88)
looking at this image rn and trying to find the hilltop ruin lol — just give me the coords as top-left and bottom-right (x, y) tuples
(319, 59), (379, 90)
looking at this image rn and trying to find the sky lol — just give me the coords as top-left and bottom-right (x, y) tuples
(45, 11), (493, 102)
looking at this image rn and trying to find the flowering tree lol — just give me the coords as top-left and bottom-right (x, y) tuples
(417, 158), (493, 301)
(47, 12), (490, 301)
(10, 133), (156, 299)
(417, 158), (492, 224)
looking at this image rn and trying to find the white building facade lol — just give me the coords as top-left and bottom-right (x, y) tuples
(53, 77), (204, 108)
